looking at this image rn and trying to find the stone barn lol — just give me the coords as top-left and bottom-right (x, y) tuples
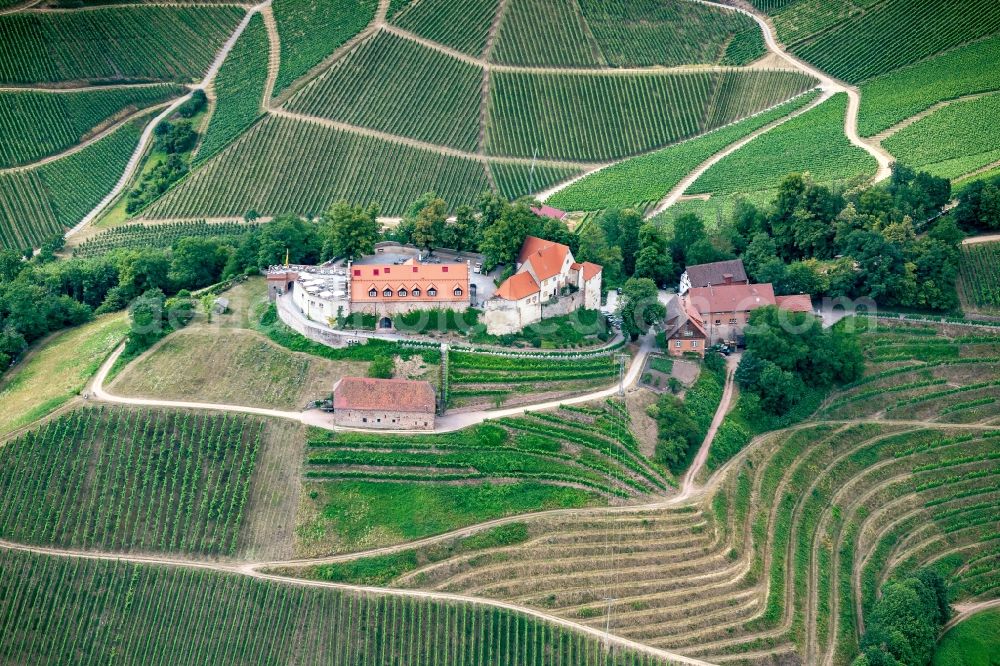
(332, 377), (437, 431)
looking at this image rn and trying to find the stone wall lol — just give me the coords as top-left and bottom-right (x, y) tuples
(542, 291), (584, 319)
(276, 296), (356, 348)
(335, 408), (435, 431)
(483, 298), (541, 335)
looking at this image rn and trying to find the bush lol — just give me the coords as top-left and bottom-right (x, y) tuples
(177, 90), (207, 118)
(368, 355), (394, 379)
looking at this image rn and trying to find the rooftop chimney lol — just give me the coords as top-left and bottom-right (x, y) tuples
(723, 273), (733, 285)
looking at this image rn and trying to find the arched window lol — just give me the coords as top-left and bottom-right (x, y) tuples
(412, 288), (421, 297)
(427, 287), (438, 297)
(383, 288), (393, 298)
(453, 287), (463, 297)
(398, 288), (408, 298)
(368, 288), (377, 298)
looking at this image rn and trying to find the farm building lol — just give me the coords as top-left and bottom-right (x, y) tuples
(268, 258), (472, 330)
(662, 296), (708, 357)
(332, 377), (437, 431)
(483, 236), (602, 335)
(679, 259), (749, 295)
(684, 282), (813, 346)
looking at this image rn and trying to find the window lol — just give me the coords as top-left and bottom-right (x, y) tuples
(377, 418), (381, 423)
(353, 269), (361, 277)
(368, 288), (377, 298)
(412, 288), (421, 297)
(384, 267), (390, 274)
(729, 318), (738, 325)
(398, 288), (408, 297)
(715, 320), (721, 325)
(454, 287), (463, 297)
(383, 288), (393, 298)
(428, 287), (437, 297)
(675, 341), (682, 348)
(362, 417), (368, 423)
(442, 266), (449, 273)
(692, 341), (699, 348)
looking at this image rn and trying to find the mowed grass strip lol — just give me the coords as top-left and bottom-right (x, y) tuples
(487, 69), (814, 161)
(111, 330), (365, 410)
(0, 313), (127, 438)
(285, 30), (483, 151)
(0, 6), (244, 84)
(0, 84), (183, 168)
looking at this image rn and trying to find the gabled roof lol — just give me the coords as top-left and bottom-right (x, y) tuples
(518, 236), (570, 281)
(333, 377), (436, 413)
(685, 259), (748, 289)
(663, 296), (708, 339)
(495, 271), (540, 301)
(581, 261), (602, 281)
(776, 294), (814, 313)
(531, 205), (567, 221)
(687, 283), (777, 315)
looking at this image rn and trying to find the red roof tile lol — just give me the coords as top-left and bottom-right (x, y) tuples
(518, 236), (570, 282)
(495, 271), (540, 301)
(531, 205), (567, 221)
(333, 377), (436, 413)
(775, 294), (814, 313)
(581, 261), (602, 281)
(686, 283), (777, 315)
(351, 259), (469, 303)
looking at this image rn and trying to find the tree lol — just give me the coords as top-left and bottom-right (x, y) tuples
(411, 196), (447, 251)
(670, 213), (707, 266)
(634, 223), (673, 287)
(598, 208), (642, 275)
(320, 200), (381, 261)
(368, 355), (394, 379)
(451, 205), (478, 251)
(255, 215), (321, 271)
(128, 288), (166, 350)
(619, 277), (665, 340)
(652, 393), (700, 471)
(168, 237), (230, 290)
(117, 250), (172, 299)
(479, 200), (537, 269)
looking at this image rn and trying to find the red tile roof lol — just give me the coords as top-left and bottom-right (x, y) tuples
(495, 271), (540, 301)
(776, 294), (814, 313)
(350, 259), (469, 303)
(518, 236), (570, 281)
(686, 283), (777, 315)
(531, 205), (567, 220)
(333, 377), (436, 413)
(581, 261), (602, 281)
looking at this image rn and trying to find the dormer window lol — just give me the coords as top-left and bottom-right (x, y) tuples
(427, 287), (438, 297)
(383, 288), (393, 298)
(398, 288), (408, 297)
(453, 287), (463, 297)
(368, 288), (377, 298)
(412, 288), (421, 297)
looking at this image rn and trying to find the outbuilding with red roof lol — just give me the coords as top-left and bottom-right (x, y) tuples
(332, 377), (436, 431)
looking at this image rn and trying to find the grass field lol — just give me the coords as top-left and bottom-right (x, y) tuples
(0, 84), (182, 168)
(959, 242), (1000, 314)
(857, 33), (1000, 137)
(689, 93), (877, 195)
(0, 113), (145, 251)
(785, 0), (1000, 84)
(390, 0), (498, 57)
(0, 549), (667, 666)
(285, 30), (483, 151)
(932, 608), (1000, 666)
(271, 0), (377, 97)
(0, 406), (264, 556)
(197, 13), (268, 163)
(111, 330), (367, 410)
(549, 92), (817, 211)
(0, 6), (243, 84)
(487, 70), (815, 162)
(0, 313), (127, 439)
(882, 93), (1000, 181)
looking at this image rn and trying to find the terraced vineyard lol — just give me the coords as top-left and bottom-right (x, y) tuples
(271, 0), (377, 97)
(0, 84), (183, 168)
(0, 6), (243, 84)
(282, 320), (999, 664)
(487, 70), (815, 161)
(306, 403), (670, 500)
(0, 549), (671, 666)
(959, 242), (1000, 313)
(285, 30), (483, 151)
(72, 220), (257, 258)
(197, 13), (268, 163)
(0, 406), (264, 557)
(0, 114), (144, 250)
(690, 93), (877, 195)
(882, 93), (1000, 180)
(549, 92), (818, 211)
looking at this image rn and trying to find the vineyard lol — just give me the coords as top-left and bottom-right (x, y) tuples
(197, 13), (268, 163)
(0, 406), (263, 557)
(487, 70), (815, 161)
(882, 93), (1000, 181)
(0, 114), (144, 251)
(490, 0), (604, 68)
(306, 322), (1000, 665)
(0, 6), (243, 84)
(786, 0), (1000, 84)
(285, 30), (483, 151)
(0, 549), (672, 666)
(389, 0), (498, 57)
(306, 404), (669, 500)
(857, 33), (1000, 137)
(0, 84), (182, 168)
(689, 93), (877, 195)
(548, 92), (818, 211)
(491, 162), (581, 201)
(270, 0), (377, 97)
(144, 115), (575, 219)
(577, 0), (765, 68)
(446, 349), (618, 408)
(72, 220), (256, 258)
(959, 242), (1000, 314)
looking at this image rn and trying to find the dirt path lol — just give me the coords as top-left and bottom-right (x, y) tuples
(954, 158), (1000, 186)
(0, 82), (183, 93)
(944, 598), (1000, 632)
(962, 233), (1000, 246)
(62, 0), (273, 242)
(0, 102), (173, 174)
(260, 4), (281, 106)
(0, 0), (41, 14)
(871, 92), (993, 144)
(679, 354), (738, 500)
